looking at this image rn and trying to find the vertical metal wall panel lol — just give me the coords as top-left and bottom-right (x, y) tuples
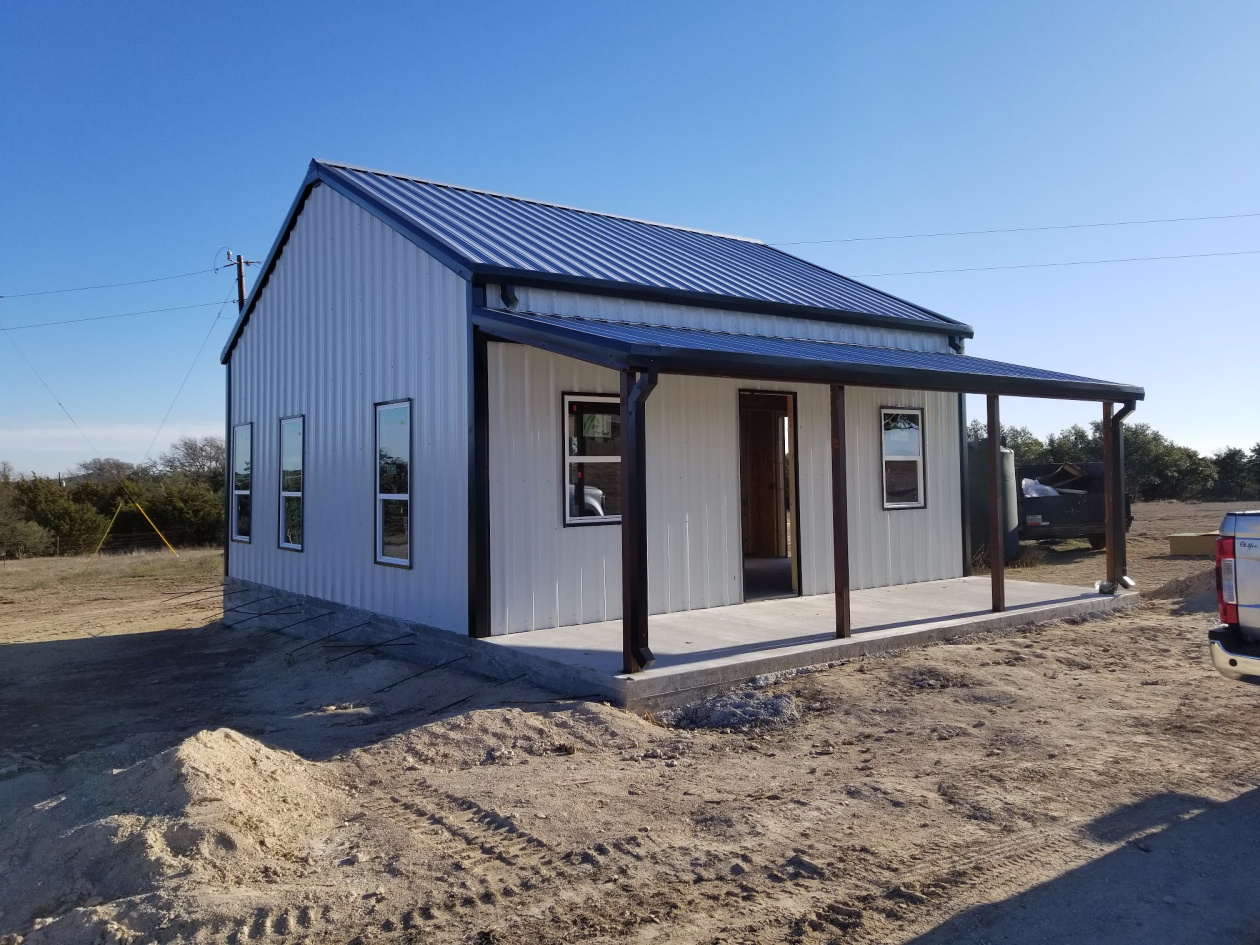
(496, 284), (953, 353)
(487, 347), (961, 634)
(228, 184), (469, 632)
(839, 386), (963, 591)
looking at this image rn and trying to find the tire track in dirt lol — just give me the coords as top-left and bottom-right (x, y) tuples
(355, 780), (660, 933)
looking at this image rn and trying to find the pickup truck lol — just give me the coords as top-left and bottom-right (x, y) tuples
(1209, 511), (1260, 681)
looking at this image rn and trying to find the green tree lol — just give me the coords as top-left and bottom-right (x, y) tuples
(12, 476), (108, 554)
(965, 422), (1052, 466)
(144, 479), (224, 545)
(1117, 424), (1215, 500)
(0, 464), (53, 557)
(157, 436), (225, 492)
(1045, 423), (1102, 463)
(1212, 447), (1259, 500)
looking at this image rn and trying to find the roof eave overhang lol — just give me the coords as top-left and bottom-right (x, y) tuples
(221, 161), (973, 363)
(472, 307), (1144, 404)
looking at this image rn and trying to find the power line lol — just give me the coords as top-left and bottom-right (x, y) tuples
(1, 331), (106, 460)
(858, 248), (1260, 277)
(770, 211), (1260, 246)
(140, 288), (237, 464)
(0, 268), (221, 300)
(0, 300), (228, 332)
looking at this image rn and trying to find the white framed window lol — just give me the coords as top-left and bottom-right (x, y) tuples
(375, 400), (411, 566)
(563, 393), (621, 526)
(279, 416), (304, 551)
(231, 422), (252, 541)
(881, 407), (926, 509)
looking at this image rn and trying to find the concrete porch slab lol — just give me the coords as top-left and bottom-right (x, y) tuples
(485, 577), (1138, 710)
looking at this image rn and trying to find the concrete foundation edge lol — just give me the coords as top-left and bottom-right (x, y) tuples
(223, 579), (1138, 713)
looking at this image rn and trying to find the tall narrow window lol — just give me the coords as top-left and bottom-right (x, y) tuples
(279, 416), (304, 551)
(375, 400), (411, 566)
(563, 394), (621, 525)
(231, 423), (252, 541)
(881, 407), (925, 509)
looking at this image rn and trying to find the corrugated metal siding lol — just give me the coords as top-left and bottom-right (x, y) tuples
(320, 162), (959, 329)
(487, 346), (961, 634)
(492, 285), (953, 353)
(228, 183), (469, 633)
(844, 387), (963, 590)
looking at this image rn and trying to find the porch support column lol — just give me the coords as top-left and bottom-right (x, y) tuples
(986, 394), (1005, 612)
(1103, 400), (1135, 590)
(468, 326), (491, 638)
(1102, 402), (1116, 588)
(830, 385), (851, 638)
(621, 367), (658, 674)
(1112, 404), (1133, 584)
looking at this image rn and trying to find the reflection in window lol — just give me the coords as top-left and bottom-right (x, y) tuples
(563, 394), (621, 525)
(232, 423), (252, 541)
(279, 416), (303, 550)
(881, 408), (925, 509)
(375, 401), (410, 564)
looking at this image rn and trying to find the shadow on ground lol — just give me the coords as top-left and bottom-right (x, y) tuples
(907, 788), (1260, 944)
(0, 618), (556, 769)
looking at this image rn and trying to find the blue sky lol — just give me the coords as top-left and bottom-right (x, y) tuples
(2, 0), (1256, 475)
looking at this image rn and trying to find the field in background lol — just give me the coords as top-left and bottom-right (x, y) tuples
(1, 504), (1258, 944)
(1005, 499), (1232, 591)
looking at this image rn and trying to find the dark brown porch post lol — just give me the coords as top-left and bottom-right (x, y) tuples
(620, 367), (657, 674)
(830, 385), (851, 637)
(1112, 405), (1131, 584)
(1102, 401), (1116, 587)
(986, 394), (1005, 612)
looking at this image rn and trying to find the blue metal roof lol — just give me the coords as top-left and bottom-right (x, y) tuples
(313, 161), (970, 334)
(473, 309), (1144, 402)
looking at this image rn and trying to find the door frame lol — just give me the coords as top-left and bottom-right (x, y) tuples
(736, 388), (803, 601)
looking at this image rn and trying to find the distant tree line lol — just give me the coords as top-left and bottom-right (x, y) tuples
(968, 420), (1260, 502)
(3, 423), (1256, 559)
(0, 436), (224, 558)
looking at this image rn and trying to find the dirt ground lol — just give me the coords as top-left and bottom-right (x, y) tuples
(1008, 498), (1236, 589)
(1, 502), (1258, 945)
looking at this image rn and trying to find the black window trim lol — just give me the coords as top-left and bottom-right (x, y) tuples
(561, 391), (622, 528)
(374, 398), (413, 568)
(231, 421), (253, 543)
(880, 405), (928, 511)
(277, 414), (305, 552)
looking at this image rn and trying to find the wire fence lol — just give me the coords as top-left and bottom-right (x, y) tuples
(0, 532), (223, 560)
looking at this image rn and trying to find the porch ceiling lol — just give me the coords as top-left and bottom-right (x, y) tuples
(473, 307), (1144, 403)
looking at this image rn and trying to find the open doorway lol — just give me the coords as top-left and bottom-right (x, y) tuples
(738, 390), (800, 601)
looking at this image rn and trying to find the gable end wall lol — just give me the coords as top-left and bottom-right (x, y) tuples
(228, 183), (469, 632)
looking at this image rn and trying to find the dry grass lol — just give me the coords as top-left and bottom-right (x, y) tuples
(0, 547), (221, 595)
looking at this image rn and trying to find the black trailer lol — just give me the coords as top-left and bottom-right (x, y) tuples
(1017, 461), (1131, 549)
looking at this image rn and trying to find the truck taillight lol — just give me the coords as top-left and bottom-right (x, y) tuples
(1217, 536), (1238, 625)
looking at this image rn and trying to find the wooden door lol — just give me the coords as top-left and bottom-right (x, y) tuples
(740, 401), (787, 557)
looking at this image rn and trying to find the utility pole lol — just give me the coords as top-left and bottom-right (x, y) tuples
(229, 251), (247, 312)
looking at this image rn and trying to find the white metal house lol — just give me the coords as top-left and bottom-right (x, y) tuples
(222, 160), (1143, 674)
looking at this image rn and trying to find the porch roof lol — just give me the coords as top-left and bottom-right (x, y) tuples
(473, 308), (1145, 403)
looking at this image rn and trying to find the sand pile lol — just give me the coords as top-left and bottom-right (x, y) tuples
(1147, 568), (1218, 611)
(1, 729), (346, 944)
(374, 702), (654, 770)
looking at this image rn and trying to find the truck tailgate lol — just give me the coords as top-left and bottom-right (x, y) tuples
(1234, 514), (1260, 634)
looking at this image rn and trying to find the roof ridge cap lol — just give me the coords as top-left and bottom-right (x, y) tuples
(314, 159), (765, 245)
